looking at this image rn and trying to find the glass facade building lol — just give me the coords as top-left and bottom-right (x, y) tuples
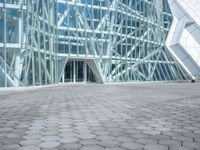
(0, 0), (190, 87)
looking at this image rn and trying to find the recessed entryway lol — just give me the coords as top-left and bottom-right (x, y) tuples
(61, 60), (96, 83)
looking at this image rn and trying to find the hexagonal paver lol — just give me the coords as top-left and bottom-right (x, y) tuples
(115, 136), (134, 142)
(79, 139), (100, 145)
(0, 144), (21, 150)
(40, 135), (60, 141)
(18, 146), (40, 150)
(22, 135), (42, 140)
(79, 144), (104, 150)
(60, 137), (79, 143)
(169, 146), (195, 150)
(19, 139), (41, 146)
(136, 138), (158, 145)
(121, 142), (144, 149)
(104, 147), (127, 150)
(57, 143), (82, 150)
(78, 133), (96, 139)
(98, 140), (121, 147)
(59, 132), (78, 138)
(144, 144), (168, 150)
(182, 141), (200, 149)
(39, 141), (60, 148)
(1, 83), (200, 150)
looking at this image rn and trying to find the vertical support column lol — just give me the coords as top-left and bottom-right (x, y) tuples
(14, 3), (23, 86)
(70, 62), (72, 82)
(62, 72), (65, 83)
(14, 51), (20, 86)
(73, 60), (76, 83)
(83, 62), (87, 82)
(4, 6), (7, 87)
(19, 7), (22, 45)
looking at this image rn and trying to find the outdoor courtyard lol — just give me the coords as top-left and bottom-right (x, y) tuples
(0, 82), (200, 150)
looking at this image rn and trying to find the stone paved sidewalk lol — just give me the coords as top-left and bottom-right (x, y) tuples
(0, 83), (200, 150)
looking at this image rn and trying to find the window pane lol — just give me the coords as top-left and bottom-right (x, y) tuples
(6, 8), (19, 43)
(0, 8), (4, 43)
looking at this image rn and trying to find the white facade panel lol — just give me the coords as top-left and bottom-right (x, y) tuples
(166, 0), (200, 80)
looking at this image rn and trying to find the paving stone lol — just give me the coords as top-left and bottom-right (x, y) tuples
(136, 138), (158, 144)
(95, 135), (115, 140)
(60, 137), (79, 143)
(194, 138), (200, 142)
(151, 134), (170, 141)
(57, 143), (82, 150)
(0, 144), (21, 150)
(40, 131), (58, 136)
(143, 130), (161, 135)
(130, 133), (150, 139)
(171, 135), (193, 142)
(79, 139), (100, 145)
(22, 135), (42, 140)
(19, 139), (41, 146)
(162, 131), (181, 137)
(1, 83), (200, 150)
(18, 146), (40, 150)
(121, 142), (144, 149)
(182, 132), (200, 139)
(6, 134), (20, 138)
(0, 128), (13, 132)
(144, 144), (168, 150)
(115, 136), (134, 142)
(79, 145), (104, 150)
(26, 130), (41, 135)
(159, 139), (181, 147)
(98, 140), (121, 147)
(104, 147), (127, 150)
(169, 146), (195, 150)
(40, 135), (61, 141)
(182, 141), (200, 149)
(39, 141), (60, 148)
(93, 130), (109, 136)
(59, 132), (78, 137)
(78, 133), (96, 139)
(1, 137), (22, 145)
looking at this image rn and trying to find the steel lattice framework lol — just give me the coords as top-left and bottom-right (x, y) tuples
(56, 0), (188, 82)
(0, 0), (189, 87)
(0, 0), (58, 87)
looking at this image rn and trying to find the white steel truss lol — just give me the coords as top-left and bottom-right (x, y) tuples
(56, 0), (188, 83)
(0, 0), (190, 87)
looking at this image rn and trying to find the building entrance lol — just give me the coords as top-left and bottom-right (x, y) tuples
(62, 60), (96, 83)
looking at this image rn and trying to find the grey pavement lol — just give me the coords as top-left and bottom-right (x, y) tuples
(0, 82), (200, 150)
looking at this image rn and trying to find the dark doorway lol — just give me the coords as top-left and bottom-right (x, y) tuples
(63, 60), (96, 83)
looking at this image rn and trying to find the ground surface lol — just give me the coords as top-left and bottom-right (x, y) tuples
(0, 83), (200, 150)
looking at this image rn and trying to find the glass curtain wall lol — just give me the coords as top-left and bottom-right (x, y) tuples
(0, 0), (25, 87)
(0, 0), (57, 87)
(56, 0), (188, 82)
(0, 0), (189, 87)
(24, 0), (57, 86)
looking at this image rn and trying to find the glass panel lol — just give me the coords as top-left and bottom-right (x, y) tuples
(0, 8), (4, 43)
(0, 47), (6, 87)
(76, 61), (83, 82)
(64, 61), (73, 82)
(6, 0), (20, 4)
(6, 8), (19, 43)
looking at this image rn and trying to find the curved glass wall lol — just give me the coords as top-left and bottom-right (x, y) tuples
(0, 0), (189, 87)
(57, 0), (188, 82)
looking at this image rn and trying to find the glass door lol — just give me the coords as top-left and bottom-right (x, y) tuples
(75, 61), (84, 82)
(64, 61), (73, 82)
